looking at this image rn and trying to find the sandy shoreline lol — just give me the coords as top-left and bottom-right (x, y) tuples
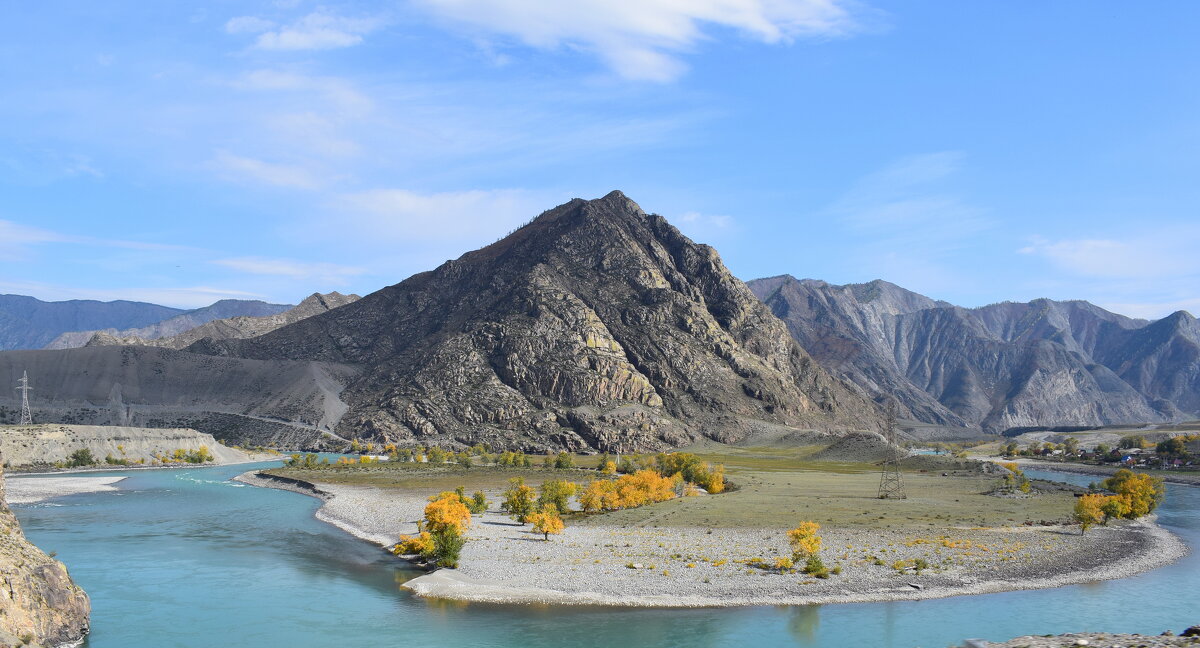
(6, 475), (128, 505)
(236, 469), (1190, 608)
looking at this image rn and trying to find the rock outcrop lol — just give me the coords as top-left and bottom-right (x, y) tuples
(206, 191), (882, 451)
(44, 299), (293, 350)
(83, 292), (359, 351)
(748, 275), (1199, 433)
(0, 466), (90, 647)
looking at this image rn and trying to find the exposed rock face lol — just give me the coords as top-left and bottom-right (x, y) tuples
(0, 466), (90, 647)
(0, 347), (356, 450)
(0, 294), (181, 351)
(0, 424), (257, 468)
(45, 299), (293, 350)
(748, 275), (1199, 432)
(84, 292), (360, 350)
(209, 192), (882, 451)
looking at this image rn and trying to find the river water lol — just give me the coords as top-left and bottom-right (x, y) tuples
(11, 464), (1198, 648)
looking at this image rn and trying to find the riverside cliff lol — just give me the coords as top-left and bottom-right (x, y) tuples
(0, 466), (90, 647)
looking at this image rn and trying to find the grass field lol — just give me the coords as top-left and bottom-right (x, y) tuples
(269, 445), (1080, 532)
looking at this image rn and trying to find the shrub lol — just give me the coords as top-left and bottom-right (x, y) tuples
(67, 448), (96, 467)
(804, 555), (829, 578)
(787, 521), (822, 561)
(553, 452), (574, 470)
(468, 491), (490, 514)
(394, 532), (433, 556)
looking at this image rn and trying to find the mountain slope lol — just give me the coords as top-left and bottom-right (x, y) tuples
(748, 275), (1193, 432)
(209, 192), (882, 451)
(45, 299), (292, 349)
(85, 292), (359, 350)
(0, 295), (182, 351)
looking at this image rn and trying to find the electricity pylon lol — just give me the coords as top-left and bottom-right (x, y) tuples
(16, 370), (33, 425)
(877, 399), (906, 499)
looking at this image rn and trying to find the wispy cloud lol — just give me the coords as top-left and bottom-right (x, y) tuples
(213, 256), (365, 283)
(1018, 226), (1200, 319)
(413, 0), (860, 81)
(227, 10), (382, 51)
(210, 150), (326, 189)
(333, 188), (557, 241)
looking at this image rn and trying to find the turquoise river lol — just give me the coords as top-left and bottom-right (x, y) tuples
(11, 464), (1198, 648)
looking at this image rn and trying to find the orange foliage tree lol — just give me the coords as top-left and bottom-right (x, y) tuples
(1074, 494), (1105, 534)
(528, 504), (565, 540)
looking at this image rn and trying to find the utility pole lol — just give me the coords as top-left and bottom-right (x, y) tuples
(877, 398), (906, 499)
(15, 370), (33, 426)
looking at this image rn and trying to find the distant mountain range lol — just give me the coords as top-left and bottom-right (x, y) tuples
(747, 275), (1199, 433)
(0, 295), (183, 350)
(43, 299), (293, 350)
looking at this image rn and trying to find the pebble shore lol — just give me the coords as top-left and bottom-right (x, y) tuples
(236, 470), (1188, 608)
(980, 631), (1200, 647)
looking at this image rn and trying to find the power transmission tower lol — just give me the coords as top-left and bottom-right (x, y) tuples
(877, 399), (906, 499)
(16, 370), (33, 425)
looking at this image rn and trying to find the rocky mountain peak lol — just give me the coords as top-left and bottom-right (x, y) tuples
(219, 193), (882, 451)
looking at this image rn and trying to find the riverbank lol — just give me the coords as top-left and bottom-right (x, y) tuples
(5, 475), (128, 505)
(980, 629), (1200, 647)
(237, 469), (1189, 608)
(1009, 458), (1200, 487)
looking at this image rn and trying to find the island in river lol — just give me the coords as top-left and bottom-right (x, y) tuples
(237, 444), (1187, 608)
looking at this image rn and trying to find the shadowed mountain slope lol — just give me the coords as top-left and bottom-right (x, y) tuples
(748, 275), (1195, 433)
(206, 192), (883, 451)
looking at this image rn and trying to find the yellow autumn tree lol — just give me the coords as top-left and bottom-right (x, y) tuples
(501, 477), (538, 522)
(1074, 493), (1105, 534)
(1099, 494), (1131, 524)
(1102, 470), (1165, 518)
(600, 460), (617, 475)
(425, 493), (471, 534)
(528, 504), (565, 540)
(788, 521), (822, 560)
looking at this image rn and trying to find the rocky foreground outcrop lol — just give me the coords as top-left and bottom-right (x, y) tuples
(0, 467), (89, 647)
(749, 275), (1199, 433)
(208, 191), (883, 451)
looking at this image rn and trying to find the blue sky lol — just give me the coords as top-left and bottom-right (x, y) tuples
(2, 1), (1198, 319)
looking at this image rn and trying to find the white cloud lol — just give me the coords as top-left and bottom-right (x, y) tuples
(1018, 232), (1200, 280)
(210, 151), (324, 189)
(334, 188), (556, 241)
(234, 69), (373, 116)
(213, 256), (365, 283)
(238, 11), (381, 51)
(414, 0), (859, 81)
(224, 16), (275, 35)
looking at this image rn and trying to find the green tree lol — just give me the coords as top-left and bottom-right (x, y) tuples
(553, 451), (574, 469)
(501, 477), (537, 522)
(538, 480), (577, 514)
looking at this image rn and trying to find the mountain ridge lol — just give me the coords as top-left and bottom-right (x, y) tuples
(748, 275), (1198, 432)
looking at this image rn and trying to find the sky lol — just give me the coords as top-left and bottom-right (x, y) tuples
(1, 1), (1198, 319)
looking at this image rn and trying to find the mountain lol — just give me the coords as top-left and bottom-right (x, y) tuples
(748, 275), (1196, 433)
(44, 299), (293, 349)
(201, 191), (882, 451)
(84, 292), (359, 350)
(0, 295), (182, 351)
